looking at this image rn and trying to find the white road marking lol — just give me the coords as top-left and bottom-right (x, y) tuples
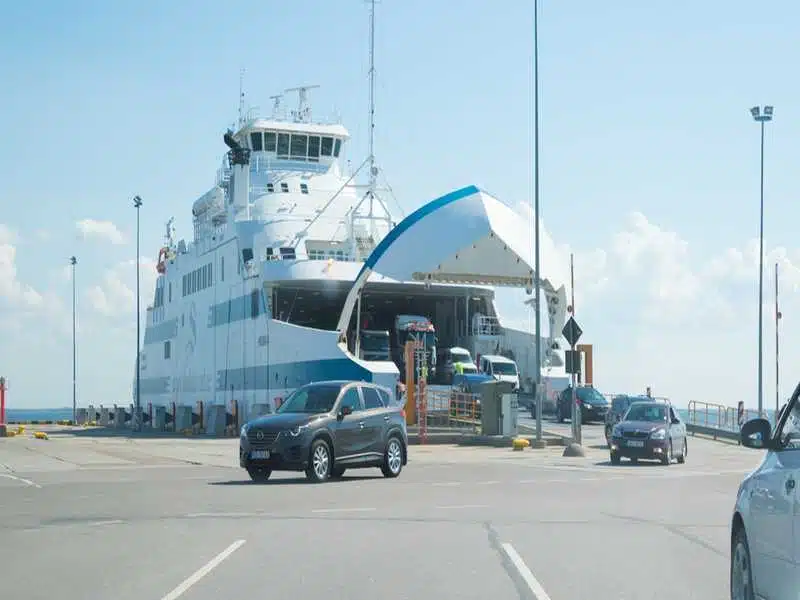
(479, 480), (500, 485)
(185, 512), (260, 519)
(87, 519), (124, 527)
(0, 472), (41, 488)
(432, 481), (462, 487)
(435, 504), (488, 510)
(311, 507), (376, 514)
(161, 539), (246, 600)
(501, 542), (553, 600)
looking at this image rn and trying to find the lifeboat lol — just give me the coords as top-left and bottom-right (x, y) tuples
(156, 247), (169, 274)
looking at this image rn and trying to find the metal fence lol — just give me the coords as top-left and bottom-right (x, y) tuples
(420, 388), (481, 432)
(685, 400), (763, 433)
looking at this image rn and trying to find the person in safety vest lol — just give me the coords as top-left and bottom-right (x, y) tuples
(454, 362), (465, 375)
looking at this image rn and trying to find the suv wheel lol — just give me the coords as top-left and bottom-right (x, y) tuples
(381, 436), (404, 478)
(306, 439), (332, 483)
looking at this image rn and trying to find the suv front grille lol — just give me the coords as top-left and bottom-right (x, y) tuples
(622, 430), (649, 439)
(247, 430), (280, 448)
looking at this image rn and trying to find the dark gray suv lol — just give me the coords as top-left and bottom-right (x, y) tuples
(239, 380), (408, 483)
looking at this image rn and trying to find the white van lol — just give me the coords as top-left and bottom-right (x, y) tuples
(478, 354), (520, 391)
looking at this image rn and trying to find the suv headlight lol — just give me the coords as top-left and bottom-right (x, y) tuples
(240, 424), (248, 438)
(288, 424), (309, 437)
(650, 428), (667, 440)
(584, 403), (592, 410)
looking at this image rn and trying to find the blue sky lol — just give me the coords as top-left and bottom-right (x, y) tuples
(1, 0), (798, 410)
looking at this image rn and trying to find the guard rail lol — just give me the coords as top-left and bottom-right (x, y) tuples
(684, 400), (770, 442)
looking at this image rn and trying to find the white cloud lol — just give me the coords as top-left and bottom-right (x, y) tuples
(0, 224), (17, 245)
(0, 226), (44, 309)
(75, 219), (126, 245)
(86, 256), (158, 318)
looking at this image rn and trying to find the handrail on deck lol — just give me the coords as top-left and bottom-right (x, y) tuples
(686, 400), (761, 433)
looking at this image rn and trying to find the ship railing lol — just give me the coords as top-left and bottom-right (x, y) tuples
(471, 315), (500, 336)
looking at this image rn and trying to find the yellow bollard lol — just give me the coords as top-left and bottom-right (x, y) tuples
(512, 437), (530, 451)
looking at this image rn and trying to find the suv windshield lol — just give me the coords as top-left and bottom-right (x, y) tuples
(625, 403), (668, 423)
(277, 384), (342, 414)
(612, 397), (631, 412)
(492, 362), (517, 375)
(361, 333), (389, 352)
(451, 350), (471, 363)
(576, 387), (606, 403)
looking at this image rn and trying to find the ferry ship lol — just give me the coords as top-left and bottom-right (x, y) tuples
(135, 14), (569, 422)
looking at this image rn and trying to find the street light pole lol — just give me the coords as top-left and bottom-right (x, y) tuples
(133, 195), (143, 431)
(775, 261), (781, 420)
(70, 256), (77, 424)
(750, 105), (773, 419)
(533, 0), (543, 443)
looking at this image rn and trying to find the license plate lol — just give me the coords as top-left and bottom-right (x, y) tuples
(251, 450), (270, 460)
(626, 440), (645, 448)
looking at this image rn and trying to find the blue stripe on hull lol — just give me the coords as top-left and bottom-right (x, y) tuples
(217, 359), (372, 391)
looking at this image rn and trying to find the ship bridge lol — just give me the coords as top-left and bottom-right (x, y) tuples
(336, 185), (564, 334)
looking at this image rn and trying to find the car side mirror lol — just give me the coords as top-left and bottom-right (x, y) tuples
(338, 405), (353, 421)
(740, 418), (773, 450)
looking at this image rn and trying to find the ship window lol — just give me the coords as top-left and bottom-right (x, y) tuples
(290, 134), (308, 159)
(333, 138), (342, 157)
(182, 275), (186, 296)
(168, 282), (172, 303)
(251, 289), (260, 319)
(201, 266), (206, 289)
(164, 341), (171, 359)
(264, 131), (277, 152)
(250, 132), (263, 151)
(308, 136), (320, 160)
(266, 183), (274, 193)
(320, 137), (333, 156)
(280, 182), (289, 193)
(276, 133), (290, 158)
(208, 263), (213, 286)
(221, 256), (225, 282)
(300, 183), (309, 194)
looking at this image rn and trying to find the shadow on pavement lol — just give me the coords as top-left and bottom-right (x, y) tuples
(40, 426), (234, 442)
(593, 459), (667, 468)
(210, 474), (384, 486)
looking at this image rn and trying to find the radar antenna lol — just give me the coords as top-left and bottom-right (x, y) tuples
(284, 85), (320, 123)
(164, 217), (176, 249)
(269, 94), (284, 119)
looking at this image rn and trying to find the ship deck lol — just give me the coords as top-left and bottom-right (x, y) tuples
(0, 424), (757, 599)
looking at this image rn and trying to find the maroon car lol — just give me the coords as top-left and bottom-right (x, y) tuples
(608, 401), (688, 465)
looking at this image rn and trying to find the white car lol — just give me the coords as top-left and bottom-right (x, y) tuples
(731, 389), (800, 600)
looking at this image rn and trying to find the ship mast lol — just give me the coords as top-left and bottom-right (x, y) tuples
(237, 68), (246, 128)
(350, 0), (392, 249)
(367, 0), (377, 225)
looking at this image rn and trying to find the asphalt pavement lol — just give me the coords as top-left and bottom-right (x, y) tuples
(0, 425), (763, 600)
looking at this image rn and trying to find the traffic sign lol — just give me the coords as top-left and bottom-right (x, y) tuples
(562, 317), (583, 347)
